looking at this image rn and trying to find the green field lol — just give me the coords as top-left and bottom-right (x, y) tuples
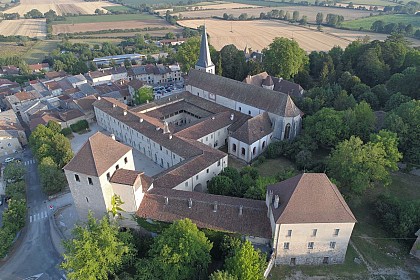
(341, 0), (400, 6)
(342, 14), (420, 31)
(0, 41), (36, 59)
(53, 13), (158, 25)
(103, 6), (137, 13)
(24, 40), (59, 64)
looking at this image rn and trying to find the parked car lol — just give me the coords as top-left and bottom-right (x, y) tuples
(4, 157), (14, 163)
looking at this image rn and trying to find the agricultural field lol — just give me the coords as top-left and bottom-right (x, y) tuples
(52, 13), (157, 24)
(52, 14), (176, 35)
(4, 0), (121, 16)
(155, 1), (261, 14)
(342, 14), (420, 31)
(0, 19), (47, 38)
(179, 18), (411, 52)
(176, 5), (379, 23)
(103, 5), (137, 13)
(0, 41), (37, 58)
(24, 40), (59, 64)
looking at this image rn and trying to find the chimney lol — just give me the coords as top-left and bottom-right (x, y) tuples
(123, 110), (127, 116)
(112, 104), (116, 108)
(110, 134), (115, 140)
(188, 198), (192, 209)
(163, 121), (170, 134)
(140, 118), (144, 122)
(97, 96), (101, 100)
(230, 113), (234, 121)
(164, 196), (168, 205)
(274, 195), (280, 209)
(213, 201), (218, 212)
(239, 205), (243, 216)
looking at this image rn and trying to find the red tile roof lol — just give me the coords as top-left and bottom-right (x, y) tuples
(64, 132), (132, 177)
(267, 173), (357, 224)
(137, 188), (272, 238)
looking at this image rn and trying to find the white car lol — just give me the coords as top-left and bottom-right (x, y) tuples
(4, 157), (14, 163)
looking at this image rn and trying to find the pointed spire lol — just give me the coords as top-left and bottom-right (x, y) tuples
(196, 24), (214, 70)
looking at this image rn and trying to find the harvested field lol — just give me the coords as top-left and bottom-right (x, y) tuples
(52, 19), (175, 35)
(178, 18), (420, 52)
(4, 0), (120, 15)
(177, 5), (378, 23)
(0, 19), (47, 38)
(155, 1), (261, 14)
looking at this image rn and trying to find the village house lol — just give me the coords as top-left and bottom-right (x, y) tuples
(0, 109), (27, 155)
(28, 63), (50, 73)
(159, 38), (186, 46)
(127, 64), (182, 84)
(4, 91), (42, 114)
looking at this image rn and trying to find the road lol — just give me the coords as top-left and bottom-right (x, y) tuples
(0, 151), (66, 280)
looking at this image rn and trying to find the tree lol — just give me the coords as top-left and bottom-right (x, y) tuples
(208, 176), (234, 196)
(109, 194), (124, 219)
(371, 20), (385, 32)
(141, 219), (213, 280)
(47, 120), (61, 134)
(176, 37), (201, 72)
(4, 162), (25, 183)
(292, 11), (299, 22)
(346, 101), (376, 141)
(133, 86), (153, 105)
(5, 181), (26, 201)
(327, 132), (401, 194)
(316, 12), (323, 25)
(263, 37), (308, 79)
(384, 92), (411, 111)
(61, 212), (133, 280)
(220, 44), (248, 81)
(225, 241), (266, 280)
(38, 157), (66, 195)
(210, 270), (237, 280)
(295, 150), (313, 170)
(304, 108), (348, 147)
(385, 100), (420, 164)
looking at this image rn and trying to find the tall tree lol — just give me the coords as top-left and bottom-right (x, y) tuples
(225, 241), (266, 280)
(316, 12), (323, 25)
(327, 132), (401, 194)
(263, 37), (308, 79)
(220, 44), (248, 81)
(138, 219), (212, 280)
(176, 36), (217, 72)
(134, 86), (153, 105)
(61, 212), (133, 280)
(38, 157), (66, 195)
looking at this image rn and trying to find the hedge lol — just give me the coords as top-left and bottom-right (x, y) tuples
(61, 127), (73, 136)
(70, 120), (89, 132)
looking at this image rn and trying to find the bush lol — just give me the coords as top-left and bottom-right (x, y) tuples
(70, 120), (89, 132)
(61, 127), (73, 136)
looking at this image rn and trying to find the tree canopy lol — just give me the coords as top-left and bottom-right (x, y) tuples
(263, 37), (308, 79)
(133, 86), (153, 105)
(328, 130), (402, 194)
(61, 212), (133, 280)
(136, 219), (213, 280)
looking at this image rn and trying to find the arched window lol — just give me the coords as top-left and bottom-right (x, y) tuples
(241, 147), (246, 156)
(253, 147), (256, 155)
(284, 123), (291, 140)
(232, 144), (237, 152)
(262, 141), (266, 149)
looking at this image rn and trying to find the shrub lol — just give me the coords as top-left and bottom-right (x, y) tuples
(61, 127), (73, 136)
(70, 120), (89, 132)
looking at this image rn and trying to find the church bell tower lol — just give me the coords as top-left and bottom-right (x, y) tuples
(195, 24), (215, 74)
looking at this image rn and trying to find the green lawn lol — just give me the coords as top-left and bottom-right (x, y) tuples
(52, 13), (158, 25)
(342, 14), (420, 31)
(24, 40), (59, 64)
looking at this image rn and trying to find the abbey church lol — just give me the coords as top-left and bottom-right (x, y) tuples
(63, 26), (356, 266)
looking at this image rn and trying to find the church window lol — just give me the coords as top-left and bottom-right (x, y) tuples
(241, 148), (246, 156)
(262, 141), (266, 149)
(232, 144), (237, 152)
(239, 107), (242, 112)
(284, 123), (291, 140)
(124, 157), (128, 164)
(88, 177), (93, 185)
(253, 147), (256, 155)
(248, 110), (251, 115)
(75, 174), (80, 182)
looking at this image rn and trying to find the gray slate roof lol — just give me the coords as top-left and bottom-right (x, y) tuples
(187, 69), (301, 117)
(196, 25), (214, 68)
